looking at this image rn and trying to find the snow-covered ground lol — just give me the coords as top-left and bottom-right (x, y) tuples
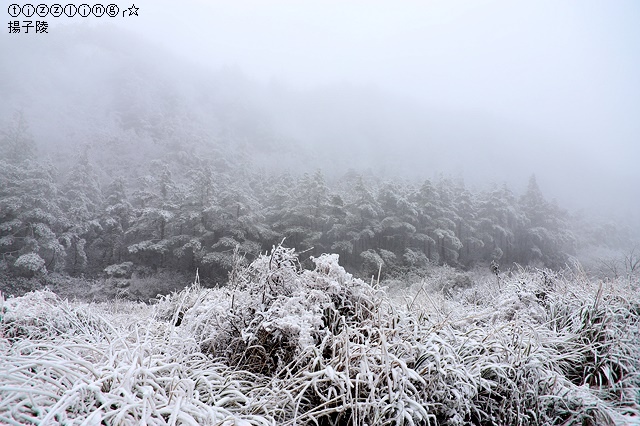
(1, 247), (639, 425)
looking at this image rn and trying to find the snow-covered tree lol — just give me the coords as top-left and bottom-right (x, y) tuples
(0, 160), (66, 274)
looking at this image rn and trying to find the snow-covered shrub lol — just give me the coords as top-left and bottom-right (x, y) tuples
(409, 263), (475, 297)
(360, 249), (384, 277)
(104, 261), (134, 278)
(546, 283), (640, 400)
(378, 248), (397, 265)
(403, 247), (430, 268)
(13, 252), (46, 277)
(1, 290), (111, 342)
(156, 245), (380, 376)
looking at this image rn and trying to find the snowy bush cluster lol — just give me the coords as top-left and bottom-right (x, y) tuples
(13, 253), (47, 277)
(104, 261), (135, 278)
(1, 246), (639, 425)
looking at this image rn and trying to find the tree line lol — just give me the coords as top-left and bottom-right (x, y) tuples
(0, 112), (592, 283)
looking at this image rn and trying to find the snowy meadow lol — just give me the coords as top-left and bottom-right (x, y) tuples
(1, 245), (639, 425)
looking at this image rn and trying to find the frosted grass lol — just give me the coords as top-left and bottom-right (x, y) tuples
(1, 246), (639, 425)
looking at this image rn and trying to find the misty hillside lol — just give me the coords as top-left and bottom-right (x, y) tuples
(0, 26), (612, 187)
(1, 26), (637, 292)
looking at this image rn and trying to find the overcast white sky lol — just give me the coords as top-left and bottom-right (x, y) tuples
(33, 1), (640, 163)
(124, 0), (640, 161)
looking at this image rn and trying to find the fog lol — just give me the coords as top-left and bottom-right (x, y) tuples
(2, 0), (640, 230)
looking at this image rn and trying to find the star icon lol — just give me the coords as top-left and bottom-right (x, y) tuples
(127, 4), (139, 16)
